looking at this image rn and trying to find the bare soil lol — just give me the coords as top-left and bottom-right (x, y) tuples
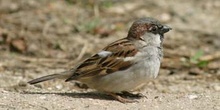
(0, 0), (220, 110)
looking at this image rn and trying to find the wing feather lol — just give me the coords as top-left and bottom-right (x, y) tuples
(65, 38), (138, 81)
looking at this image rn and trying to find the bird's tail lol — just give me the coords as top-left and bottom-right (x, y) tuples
(28, 71), (71, 84)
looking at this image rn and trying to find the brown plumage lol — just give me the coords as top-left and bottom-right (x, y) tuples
(65, 38), (138, 81)
(28, 17), (171, 103)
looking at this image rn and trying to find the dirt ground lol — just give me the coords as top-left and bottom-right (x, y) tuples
(0, 0), (220, 110)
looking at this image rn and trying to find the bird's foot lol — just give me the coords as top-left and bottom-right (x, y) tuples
(119, 91), (147, 99)
(108, 92), (138, 103)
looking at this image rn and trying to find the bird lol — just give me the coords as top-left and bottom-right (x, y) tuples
(28, 17), (172, 103)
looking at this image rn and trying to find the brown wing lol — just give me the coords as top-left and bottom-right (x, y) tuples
(65, 38), (138, 81)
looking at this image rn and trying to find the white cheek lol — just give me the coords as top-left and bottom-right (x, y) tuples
(143, 33), (161, 45)
(154, 34), (161, 44)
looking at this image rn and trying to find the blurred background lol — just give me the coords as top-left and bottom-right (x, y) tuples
(0, 0), (219, 109)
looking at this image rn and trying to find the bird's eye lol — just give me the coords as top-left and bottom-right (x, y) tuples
(150, 26), (158, 32)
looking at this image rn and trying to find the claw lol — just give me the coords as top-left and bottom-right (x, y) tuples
(108, 92), (138, 103)
(120, 91), (147, 99)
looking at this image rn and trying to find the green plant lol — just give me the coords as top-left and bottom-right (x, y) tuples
(190, 50), (208, 68)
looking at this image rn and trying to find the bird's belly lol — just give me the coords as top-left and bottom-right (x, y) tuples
(83, 59), (160, 93)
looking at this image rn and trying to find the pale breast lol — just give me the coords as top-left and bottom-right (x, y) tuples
(81, 46), (162, 93)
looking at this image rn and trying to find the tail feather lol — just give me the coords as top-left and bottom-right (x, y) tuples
(28, 74), (61, 84)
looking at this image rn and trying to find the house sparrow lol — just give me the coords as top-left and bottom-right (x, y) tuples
(28, 17), (171, 103)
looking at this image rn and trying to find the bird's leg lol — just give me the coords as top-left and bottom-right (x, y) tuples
(120, 91), (147, 99)
(107, 92), (138, 103)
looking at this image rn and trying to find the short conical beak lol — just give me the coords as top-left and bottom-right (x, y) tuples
(160, 25), (172, 34)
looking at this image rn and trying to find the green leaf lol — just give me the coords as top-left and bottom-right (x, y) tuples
(190, 50), (204, 63)
(197, 60), (209, 68)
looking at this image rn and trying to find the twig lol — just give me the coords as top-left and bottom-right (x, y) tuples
(94, 2), (100, 17)
(66, 43), (88, 68)
(75, 43), (88, 62)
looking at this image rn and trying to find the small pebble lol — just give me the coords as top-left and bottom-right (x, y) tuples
(56, 84), (63, 90)
(160, 13), (171, 22)
(39, 96), (47, 100)
(188, 94), (198, 99)
(154, 96), (159, 99)
(213, 85), (220, 91)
